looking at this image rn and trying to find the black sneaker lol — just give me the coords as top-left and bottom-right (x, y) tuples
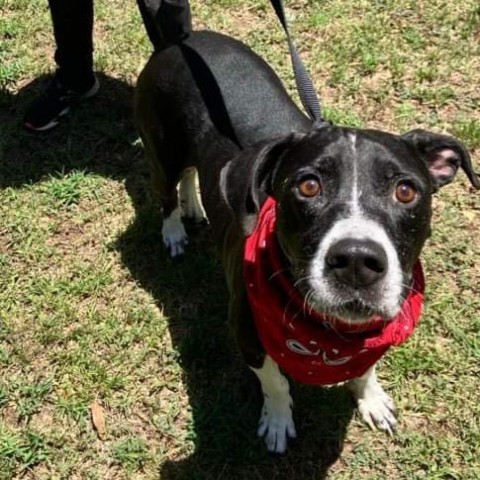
(24, 74), (100, 132)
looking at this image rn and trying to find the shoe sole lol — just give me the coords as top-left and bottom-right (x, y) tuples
(24, 107), (70, 132)
(24, 76), (100, 132)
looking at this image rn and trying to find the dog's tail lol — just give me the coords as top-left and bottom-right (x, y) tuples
(138, 0), (192, 52)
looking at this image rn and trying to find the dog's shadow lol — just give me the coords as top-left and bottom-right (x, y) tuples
(3, 75), (355, 479)
(117, 190), (355, 479)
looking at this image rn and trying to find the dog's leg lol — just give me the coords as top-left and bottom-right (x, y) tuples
(162, 167), (206, 257)
(178, 167), (206, 223)
(347, 365), (397, 434)
(155, 166), (188, 258)
(162, 201), (188, 257)
(148, 164), (188, 258)
(136, 121), (189, 257)
(250, 355), (296, 453)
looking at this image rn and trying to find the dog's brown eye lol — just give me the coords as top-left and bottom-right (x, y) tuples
(395, 181), (417, 204)
(298, 178), (321, 197)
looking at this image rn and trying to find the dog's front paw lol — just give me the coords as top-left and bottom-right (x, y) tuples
(357, 387), (396, 435)
(258, 397), (296, 454)
(162, 210), (188, 257)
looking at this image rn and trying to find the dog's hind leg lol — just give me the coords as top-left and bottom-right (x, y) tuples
(138, 123), (189, 257)
(250, 355), (296, 454)
(347, 365), (397, 435)
(161, 199), (188, 257)
(162, 166), (207, 256)
(160, 167), (191, 257)
(178, 167), (206, 224)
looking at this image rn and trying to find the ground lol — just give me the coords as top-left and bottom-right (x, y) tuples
(0, 0), (479, 479)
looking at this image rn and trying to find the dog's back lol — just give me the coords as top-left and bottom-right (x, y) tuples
(135, 30), (311, 243)
(136, 31), (310, 151)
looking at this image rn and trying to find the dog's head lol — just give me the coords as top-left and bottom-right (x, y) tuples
(222, 126), (479, 323)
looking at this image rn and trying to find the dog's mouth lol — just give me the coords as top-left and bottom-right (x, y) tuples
(334, 299), (379, 321)
(300, 278), (403, 325)
(306, 292), (398, 325)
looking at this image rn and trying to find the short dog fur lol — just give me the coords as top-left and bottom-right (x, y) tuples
(135, 29), (480, 453)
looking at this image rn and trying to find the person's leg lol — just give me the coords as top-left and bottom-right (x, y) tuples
(49, 0), (95, 90)
(136, 0), (192, 51)
(24, 0), (99, 131)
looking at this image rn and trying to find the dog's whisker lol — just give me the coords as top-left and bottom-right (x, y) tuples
(399, 282), (423, 296)
(268, 267), (290, 281)
(281, 292), (301, 326)
(292, 275), (316, 289)
(303, 288), (316, 317)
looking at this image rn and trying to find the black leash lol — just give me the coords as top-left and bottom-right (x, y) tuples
(269, 0), (329, 127)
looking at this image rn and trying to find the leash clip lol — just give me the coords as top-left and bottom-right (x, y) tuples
(313, 118), (332, 130)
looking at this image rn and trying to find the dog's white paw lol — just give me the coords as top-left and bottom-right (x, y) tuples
(257, 397), (296, 454)
(357, 386), (397, 435)
(162, 208), (188, 257)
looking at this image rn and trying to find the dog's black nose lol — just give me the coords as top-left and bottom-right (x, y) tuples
(326, 239), (387, 287)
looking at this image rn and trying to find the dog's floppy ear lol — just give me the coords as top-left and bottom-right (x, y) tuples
(401, 129), (480, 191)
(221, 133), (305, 235)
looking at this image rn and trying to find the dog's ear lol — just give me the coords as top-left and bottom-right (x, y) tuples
(221, 133), (304, 235)
(401, 129), (480, 191)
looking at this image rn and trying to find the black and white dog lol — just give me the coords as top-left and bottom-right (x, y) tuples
(135, 28), (479, 453)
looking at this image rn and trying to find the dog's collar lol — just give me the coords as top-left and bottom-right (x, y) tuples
(244, 197), (425, 385)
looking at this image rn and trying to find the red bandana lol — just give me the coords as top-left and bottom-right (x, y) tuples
(244, 197), (425, 385)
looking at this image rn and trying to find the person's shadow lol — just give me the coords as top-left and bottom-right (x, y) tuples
(2, 74), (355, 479)
(1, 73), (143, 191)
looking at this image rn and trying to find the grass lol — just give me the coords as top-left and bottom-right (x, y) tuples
(0, 0), (479, 478)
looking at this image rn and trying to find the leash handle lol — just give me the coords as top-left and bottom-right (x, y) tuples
(269, 0), (328, 126)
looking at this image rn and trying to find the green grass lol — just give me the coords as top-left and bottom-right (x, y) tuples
(1, 0), (479, 478)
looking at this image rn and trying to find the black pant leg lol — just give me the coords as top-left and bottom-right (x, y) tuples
(136, 0), (164, 48)
(136, 0), (192, 51)
(48, 0), (94, 89)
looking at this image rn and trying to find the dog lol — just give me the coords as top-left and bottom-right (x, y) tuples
(135, 27), (480, 453)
